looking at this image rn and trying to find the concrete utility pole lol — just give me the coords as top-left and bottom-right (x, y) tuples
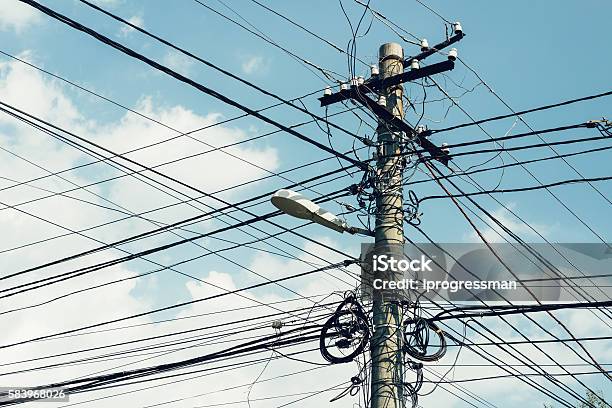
(370, 42), (406, 408)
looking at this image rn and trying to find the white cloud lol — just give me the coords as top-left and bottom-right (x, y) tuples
(0, 51), (328, 406)
(162, 50), (195, 76)
(0, 51), (608, 408)
(0, 0), (41, 33)
(241, 55), (269, 75)
(464, 202), (556, 243)
(118, 15), (144, 37)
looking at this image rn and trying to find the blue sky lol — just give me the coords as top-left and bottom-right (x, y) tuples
(4, 0), (610, 244)
(0, 1), (610, 407)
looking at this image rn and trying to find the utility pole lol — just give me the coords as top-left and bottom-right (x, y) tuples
(317, 32), (460, 407)
(370, 42), (406, 408)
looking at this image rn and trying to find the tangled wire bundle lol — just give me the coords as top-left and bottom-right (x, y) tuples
(403, 317), (447, 362)
(319, 294), (370, 364)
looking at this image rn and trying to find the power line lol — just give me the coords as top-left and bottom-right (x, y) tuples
(421, 175), (612, 201)
(247, 0), (346, 54)
(404, 144), (612, 189)
(0, 104), (361, 297)
(19, 0), (366, 169)
(0, 306), (335, 377)
(0, 328), (329, 405)
(429, 77), (610, 248)
(0, 102), (357, 286)
(422, 160), (612, 389)
(441, 122), (594, 149)
(0, 49), (363, 199)
(410, 158), (611, 401)
(427, 301), (612, 323)
(0, 260), (355, 351)
(431, 91), (612, 134)
(79, 0), (373, 146)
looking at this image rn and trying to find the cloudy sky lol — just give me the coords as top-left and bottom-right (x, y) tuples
(0, 0), (610, 407)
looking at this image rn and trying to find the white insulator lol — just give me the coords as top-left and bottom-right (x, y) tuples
(377, 95), (386, 106)
(340, 82), (348, 90)
(357, 76), (365, 85)
(420, 38), (429, 51)
(416, 124), (426, 134)
(324, 86), (332, 96)
(350, 77), (359, 86)
(447, 48), (458, 61)
(441, 142), (450, 154)
(410, 59), (420, 70)
(453, 21), (463, 35)
(370, 64), (379, 76)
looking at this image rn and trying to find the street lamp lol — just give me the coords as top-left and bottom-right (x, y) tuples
(271, 189), (372, 236)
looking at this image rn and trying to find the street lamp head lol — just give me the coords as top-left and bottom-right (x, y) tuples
(271, 189), (319, 220)
(271, 189), (347, 233)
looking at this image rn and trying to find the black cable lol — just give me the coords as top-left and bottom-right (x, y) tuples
(431, 89), (612, 134)
(423, 160), (612, 392)
(0, 118), (356, 302)
(18, 0), (366, 170)
(455, 58), (612, 207)
(0, 303), (336, 372)
(426, 301), (612, 323)
(448, 335), (612, 347)
(69, 358), (328, 408)
(429, 133), (611, 160)
(0, 209), (321, 298)
(0, 329), (328, 405)
(0, 99), (361, 289)
(247, 0), (349, 55)
(78, 0), (371, 147)
(0, 49), (363, 202)
(1, 293), (333, 344)
(0, 104), (357, 284)
(0, 308), (335, 380)
(416, 304), (580, 408)
(0, 147), (359, 255)
(429, 77), (610, 249)
(414, 286), (592, 407)
(191, 0), (344, 83)
(440, 122), (592, 149)
(0, 109), (359, 300)
(448, 156), (612, 319)
(406, 164), (608, 405)
(404, 144), (612, 189)
(420, 175), (612, 201)
(0, 261), (355, 350)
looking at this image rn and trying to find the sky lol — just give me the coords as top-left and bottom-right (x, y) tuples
(0, 0), (610, 407)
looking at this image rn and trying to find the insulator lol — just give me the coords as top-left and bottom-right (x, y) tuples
(453, 21), (463, 35)
(410, 59), (419, 70)
(340, 82), (348, 90)
(370, 64), (379, 76)
(447, 48), (458, 61)
(324, 86), (332, 96)
(420, 38), (429, 51)
(350, 77), (359, 86)
(377, 95), (386, 106)
(441, 142), (450, 154)
(416, 124), (426, 134)
(357, 76), (365, 85)
(272, 319), (283, 329)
